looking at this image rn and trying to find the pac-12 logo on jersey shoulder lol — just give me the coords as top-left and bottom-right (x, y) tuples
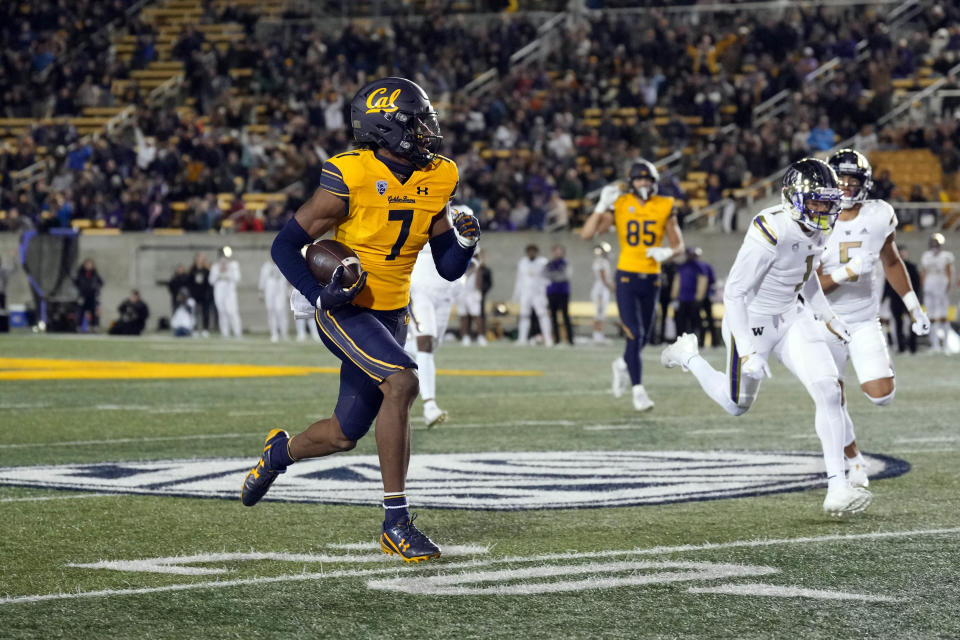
(376, 180), (388, 195)
(366, 88), (402, 114)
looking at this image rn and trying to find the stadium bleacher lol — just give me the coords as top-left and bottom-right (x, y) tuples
(2, 0), (960, 234)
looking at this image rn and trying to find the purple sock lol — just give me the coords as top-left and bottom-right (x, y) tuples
(383, 493), (409, 528)
(266, 434), (293, 470)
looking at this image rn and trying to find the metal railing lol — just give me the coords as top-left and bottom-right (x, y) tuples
(876, 62), (960, 127)
(11, 71), (184, 193)
(462, 12), (568, 97)
(596, 0), (907, 14)
(753, 0), (923, 126)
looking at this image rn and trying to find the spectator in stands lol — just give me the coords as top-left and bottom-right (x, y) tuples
(807, 115), (837, 151)
(108, 289), (149, 336)
(873, 168), (897, 201)
(74, 258), (103, 333)
(853, 123), (880, 155)
(938, 138), (960, 194)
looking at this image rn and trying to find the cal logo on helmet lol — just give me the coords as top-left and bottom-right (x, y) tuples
(365, 87), (402, 114)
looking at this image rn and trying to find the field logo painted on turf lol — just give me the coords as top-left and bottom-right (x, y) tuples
(0, 450), (909, 509)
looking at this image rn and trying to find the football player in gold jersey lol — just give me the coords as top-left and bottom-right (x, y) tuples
(241, 78), (480, 563)
(581, 160), (685, 411)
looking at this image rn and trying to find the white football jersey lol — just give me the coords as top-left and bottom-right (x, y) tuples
(592, 255), (612, 283)
(820, 200), (897, 324)
(921, 248), (954, 293)
(727, 205), (828, 316)
(515, 256), (550, 296)
(410, 244), (462, 300)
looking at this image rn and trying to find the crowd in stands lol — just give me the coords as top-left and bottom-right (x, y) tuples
(2, 1), (960, 235)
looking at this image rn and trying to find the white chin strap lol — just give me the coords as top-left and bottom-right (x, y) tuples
(637, 187), (650, 201)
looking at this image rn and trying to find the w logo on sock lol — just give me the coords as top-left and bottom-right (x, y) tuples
(752, 327), (764, 336)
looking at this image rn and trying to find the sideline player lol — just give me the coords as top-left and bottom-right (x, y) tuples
(581, 159), (684, 411)
(513, 244), (553, 346)
(258, 259), (290, 342)
(405, 207), (478, 428)
(456, 246), (487, 346)
(921, 232), (954, 352)
(241, 77), (480, 562)
(590, 242), (614, 344)
(661, 158), (872, 517)
(818, 149), (930, 487)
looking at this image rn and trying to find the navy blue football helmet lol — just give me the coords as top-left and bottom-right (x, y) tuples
(628, 159), (659, 200)
(781, 158), (843, 232)
(827, 148), (873, 205)
(350, 77), (442, 169)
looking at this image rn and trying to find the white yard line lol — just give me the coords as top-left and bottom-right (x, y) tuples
(687, 428), (744, 435)
(0, 432), (263, 449)
(894, 436), (960, 444)
(0, 493), (119, 504)
(687, 582), (899, 602)
(888, 448), (959, 454)
(2, 527), (958, 606)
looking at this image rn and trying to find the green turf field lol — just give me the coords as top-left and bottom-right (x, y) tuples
(1, 333), (958, 639)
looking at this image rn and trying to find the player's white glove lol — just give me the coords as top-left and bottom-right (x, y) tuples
(741, 352), (771, 380)
(824, 315), (852, 344)
(902, 291), (930, 335)
(290, 289), (315, 319)
(593, 183), (621, 215)
(828, 257), (870, 284)
(646, 247), (675, 263)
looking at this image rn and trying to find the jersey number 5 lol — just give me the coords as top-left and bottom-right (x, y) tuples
(626, 220), (656, 247)
(385, 209), (413, 261)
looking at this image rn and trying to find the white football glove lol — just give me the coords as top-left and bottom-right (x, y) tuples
(824, 315), (852, 344)
(911, 309), (931, 336)
(828, 257), (871, 284)
(290, 289), (315, 319)
(741, 352), (771, 380)
(903, 291), (930, 336)
(593, 183), (621, 214)
(646, 247), (675, 263)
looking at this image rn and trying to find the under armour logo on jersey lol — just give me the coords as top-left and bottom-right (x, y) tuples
(376, 180), (388, 196)
(752, 327), (764, 336)
(417, 186), (429, 195)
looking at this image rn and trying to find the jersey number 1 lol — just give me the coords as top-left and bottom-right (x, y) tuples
(626, 220), (656, 246)
(794, 255), (814, 292)
(385, 209), (413, 261)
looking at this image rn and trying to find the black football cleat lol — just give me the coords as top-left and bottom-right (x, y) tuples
(241, 429), (289, 507)
(379, 514), (442, 563)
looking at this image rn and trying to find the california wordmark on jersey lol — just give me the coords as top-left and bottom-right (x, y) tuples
(735, 205), (827, 316)
(820, 200), (897, 324)
(321, 149), (459, 310)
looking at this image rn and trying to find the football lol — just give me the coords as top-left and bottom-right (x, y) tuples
(305, 239), (363, 288)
